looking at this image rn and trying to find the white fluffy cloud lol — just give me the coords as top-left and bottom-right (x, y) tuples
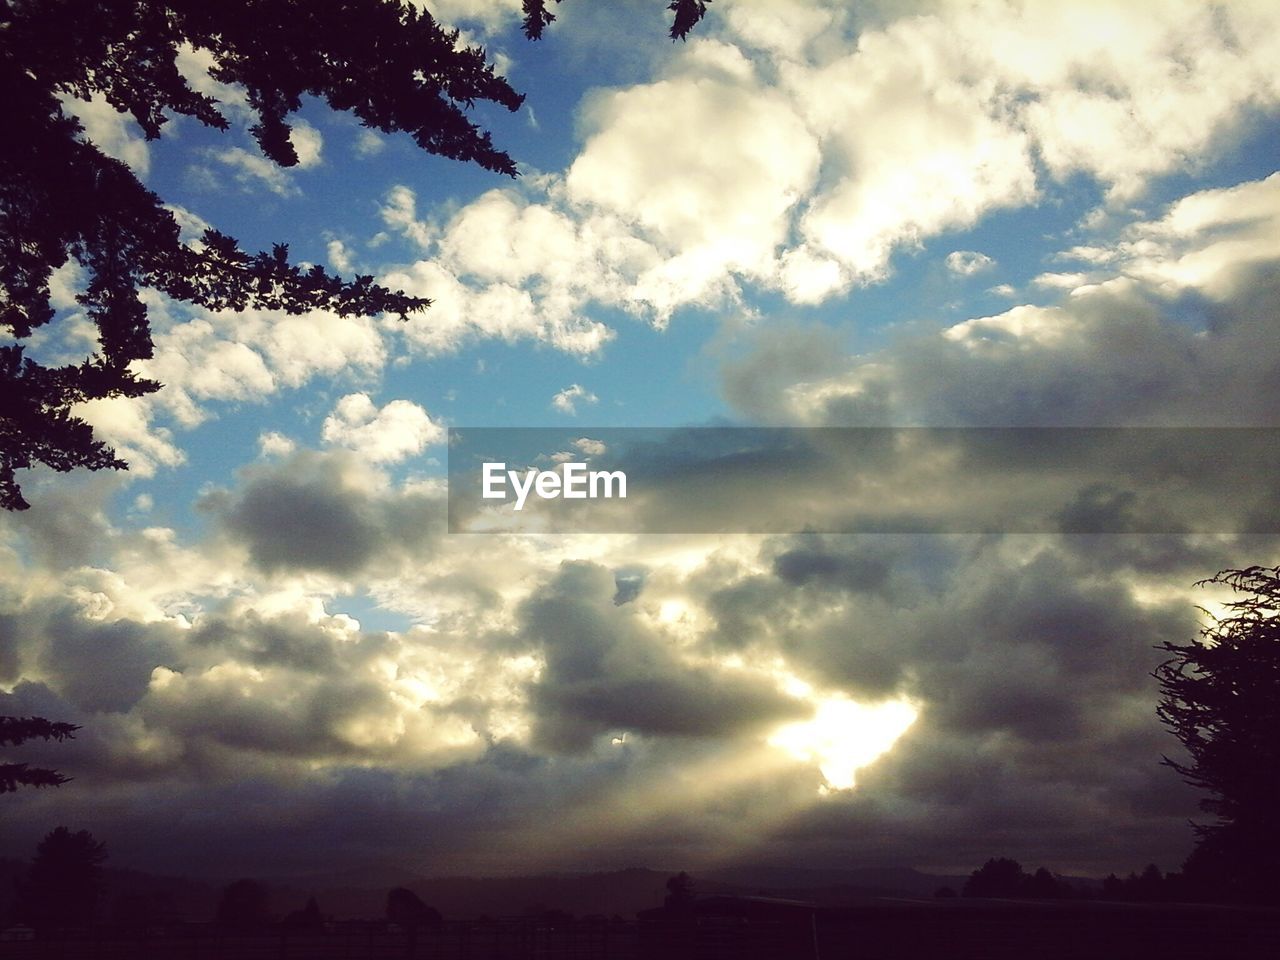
(946, 251), (996, 276)
(289, 120), (324, 169)
(566, 41), (822, 312)
(322, 393), (444, 463)
(142, 305), (385, 422)
(63, 93), (151, 175)
(212, 147), (301, 196)
(372, 0), (1280, 355)
(551, 384), (598, 416)
(413, 0), (523, 34)
(74, 396), (186, 477)
(724, 173), (1280, 430)
(1116, 173), (1280, 297)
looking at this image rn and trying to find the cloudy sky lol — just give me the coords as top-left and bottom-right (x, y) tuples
(4, 0), (1280, 881)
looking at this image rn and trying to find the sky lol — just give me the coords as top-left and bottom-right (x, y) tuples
(4, 0), (1280, 882)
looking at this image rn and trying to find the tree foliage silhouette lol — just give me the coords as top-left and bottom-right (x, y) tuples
(0, 716), (79, 793)
(14, 827), (108, 928)
(1155, 565), (1280, 901)
(385, 886), (442, 929)
(962, 858), (1027, 898)
(0, 0), (709, 511)
(663, 871), (696, 915)
(282, 894), (323, 928)
(216, 878), (270, 929)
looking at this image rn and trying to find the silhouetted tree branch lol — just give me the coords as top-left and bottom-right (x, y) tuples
(0, 716), (80, 793)
(1, 0), (708, 510)
(520, 0), (710, 41)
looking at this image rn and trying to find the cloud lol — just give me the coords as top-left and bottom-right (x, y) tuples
(1116, 172), (1280, 297)
(379, 185), (435, 249)
(202, 121), (321, 195)
(946, 251), (995, 276)
(63, 93), (150, 175)
(719, 324), (853, 425)
(174, 42), (251, 120)
(75, 396), (186, 477)
(289, 120), (324, 169)
(418, 0), (523, 34)
(258, 431), (296, 458)
(367, 0), (1280, 359)
(723, 177), (1280, 431)
(517, 561), (808, 751)
(38, 609), (181, 713)
(215, 452), (443, 578)
(379, 188), (627, 355)
(322, 393), (444, 464)
(148, 305), (385, 403)
(6, 0), (1280, 882)
(327, 238), (355, 273)
(212, 146), (301, 196)
(1033, 271), (1090, 290)
(565, 39), (822, 317)
(551, 384), (598, 415)
(354, 129), (385, 157)
(2, 463), (1258, 876)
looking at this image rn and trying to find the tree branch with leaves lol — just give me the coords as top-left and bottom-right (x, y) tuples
(1154, 565), (1280, 902)
(1, 716), (80, 793)
(1, 0), (710, 510)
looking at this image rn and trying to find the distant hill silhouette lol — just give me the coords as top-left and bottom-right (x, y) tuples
(701, 864), (973, 899)
(1, 859), (1098, 926)
(1, 857), (221, 926)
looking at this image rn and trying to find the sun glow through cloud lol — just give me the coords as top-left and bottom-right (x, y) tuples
(769, 695), (919, 792)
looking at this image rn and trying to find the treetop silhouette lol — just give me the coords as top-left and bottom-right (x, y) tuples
(0, 0), (709, 511)
(216, 877), (270, 928)
(1155, 564), (1280, 902)
(14, 827), (108, 928)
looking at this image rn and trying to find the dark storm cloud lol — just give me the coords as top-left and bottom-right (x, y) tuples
(0, 528), (1226, 878)
(0, 602), (179, 714)
(708, 535), (1195, 738)
(0, 612), (20, 682)
(772, 539), (892, 594)
(39, 609), (181, 713)
(725, 262), (1280, 431)
(139, 662), (393, 759)
(227, 473), (378, 574)
(719, 324), (855, 423)
(189, 608), (371, 672)
(449, 424), (1280, 536)
(771, 706), (1203, 874)
(0, 740), (661, 878)
(518, 561), (807, 751)
(678, 529), (1214, 872)
(213, 451), (443, 576)
(3, 476), (119, 568)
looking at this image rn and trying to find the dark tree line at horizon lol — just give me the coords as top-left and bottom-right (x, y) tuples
(953, 858), (1193, 904)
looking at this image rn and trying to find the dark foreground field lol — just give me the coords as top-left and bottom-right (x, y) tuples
(3, 899), (1279, 960)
